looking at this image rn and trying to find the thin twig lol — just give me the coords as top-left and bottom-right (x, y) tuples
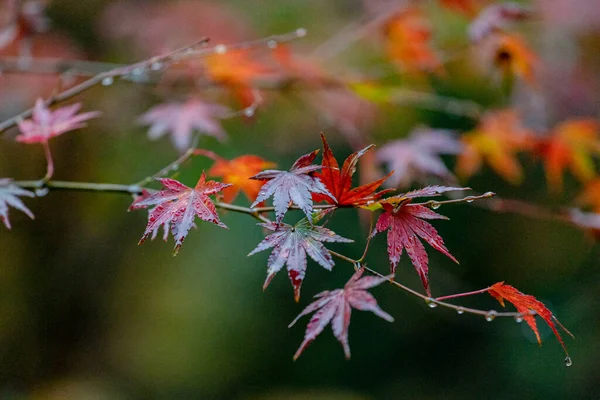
(0, 38), (210, 135)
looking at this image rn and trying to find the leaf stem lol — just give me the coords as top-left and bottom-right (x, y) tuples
(42, 141), (54, 182)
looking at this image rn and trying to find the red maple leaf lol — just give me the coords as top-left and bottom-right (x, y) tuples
(138, 98), (230, 152)
(0, 178), (35, 229)
(370, 186), (465, 296)
(248, 219), (353, 302)
(289, 268), (393, 360)
(134, 172), (231, 255)
(16, 99), (101, 144)
(250, 150), (334, 223)
(488, 282), (572, 357)
(313, 134), (393, 206)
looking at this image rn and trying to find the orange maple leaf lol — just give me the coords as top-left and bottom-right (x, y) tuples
(488, 282), (572, 358)
(484, 33), (538, 84)
(383, 8), (441, 73)
(208, 155), (275, 203)
(203, 50), (274, 108)
(537, 119), (600, 192)
(456, 110), (534, 183)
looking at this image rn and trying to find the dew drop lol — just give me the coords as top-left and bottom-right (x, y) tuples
(430, 201), (441, 210)
(215, 44), (227, 54)
(101, 77), (114, 86)
(456, 307), (464, 315)
(171, 164), (180, 171)
(243, 108), (255, 117)
(565, 356), (572, 367)
(267, 40), (278, 49)
(466, 199), (474, 203)
(151, 61), (164, 71)
(425, 298), (438, 308)
(35, 187), (49, 197)
(296, 28), (307, 37)
(485, 310), (497, 322)
(514, 315), (523, 323)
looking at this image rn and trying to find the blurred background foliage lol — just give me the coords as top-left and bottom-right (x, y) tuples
(0, 0), (599, 398)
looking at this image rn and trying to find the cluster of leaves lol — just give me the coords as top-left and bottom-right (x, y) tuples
(0, 0), (583, 364)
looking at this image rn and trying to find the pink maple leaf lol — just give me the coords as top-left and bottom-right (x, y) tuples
(250, 150), (334, 224)
(0, 178), (35, 229)
(377, 127), (463, 189)
(289, 268), (394, 360)
(16, 99), (101, 144)
(138, 98), (230, 152)
(133, 172), (231, 255)
(248, 219), (353, 302)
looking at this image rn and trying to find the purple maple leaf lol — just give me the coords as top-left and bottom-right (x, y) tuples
(0, 178), (35, 229)
(250, 150), (334, 223)
(377, 127), (462, 189)
(289, 268), (393, 360)
(16, 99), (101, 144)
(248, 219), (353, 301)
(138, 98), (230, 152)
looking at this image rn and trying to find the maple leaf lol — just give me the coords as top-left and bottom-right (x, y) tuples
(289, 268), (393, 360)
(483, 33), (538, 85)
(129, 189), (172, 241)
(377, 127), (463, 188)
(469, 3), (532, 43)
(576, 178), (600, 213)
(134, 172), (231, 255)
(383, 7), (441, 73)
(138, 98), (230, 152)
(488, 282), (572, 357)
(248, 218), (353, 301)
(312, 134), (393, 206)
(250, 150), (334, 223)
(456, 110), (534, 184)
(0, 178), (35, 229)
(208, 155), (276, 203)
(439, 0), (482, 16)
(16, 99), (101, 144)
(537, 119), (600, 192)
(370, 186), (463, 295)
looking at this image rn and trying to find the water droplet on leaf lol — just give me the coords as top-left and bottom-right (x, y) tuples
(101, 77), (114, 86)
(267, 40), (278, 49)
(243, 108), (255, 117)
(215, 44), (227, 54)
(430, 201), (441, 210)
(456, 307), (464, 315)
(296, 28), (307, 37)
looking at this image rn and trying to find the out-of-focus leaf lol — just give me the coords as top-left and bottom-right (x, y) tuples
(208, 155), (276, 203)
(0, 178), (34, 229)
(138, 99), (230, 152)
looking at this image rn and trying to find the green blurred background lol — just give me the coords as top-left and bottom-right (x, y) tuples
(0, 0), (599, 398)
